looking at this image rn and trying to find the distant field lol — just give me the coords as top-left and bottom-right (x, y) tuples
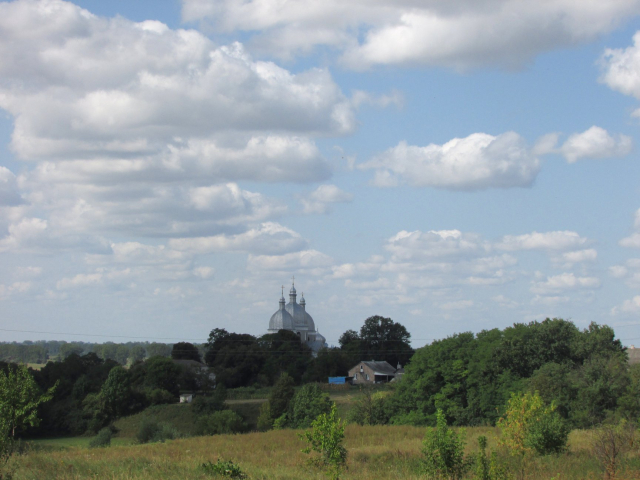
(11, 427), (639, 480)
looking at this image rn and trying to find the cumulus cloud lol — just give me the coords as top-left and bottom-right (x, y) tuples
(0, 167), (23, 206)
(359, 132), (540, 190)
(183, 0), (640, 70)
(497, 231), (589, 251)
(169, 222), (307, 255)
(601, 31), (640, 113)
(560, 126), (632, 163)
(300, 185), (353, 214)
(612, 295), (640, 314)
(0, 281), (31, 300)
(0, 1), (354, 161)
(247, 249), (334, 274)
(531, 273), (600, 295)
(386, 229), (488, 261)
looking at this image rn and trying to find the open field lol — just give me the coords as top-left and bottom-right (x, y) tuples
(9, 426), (640, 480)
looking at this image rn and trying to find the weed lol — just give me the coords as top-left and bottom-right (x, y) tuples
(202, 459), (247, 478)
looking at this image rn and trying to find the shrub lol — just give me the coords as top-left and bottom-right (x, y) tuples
(197, 410), (245, 435)
(347, 389), (391, 426)
(145, 388), (175, 406)
(256, 401), (272, 431)
(202, 459), (247, 478)
(136, 420), (179, 444)
(525, 411), (569, 455)
(498, 392), (568, 457)
(474, 436), (511, 480)
(88, 427), (112, 448)
(289, 383), (332, 428)
(192, 387), (227, 415)
(300, 404), (347, 480)
(268, 373), (295, 420)
(422, 409), (469, 480)
(592, 420), (637, 480)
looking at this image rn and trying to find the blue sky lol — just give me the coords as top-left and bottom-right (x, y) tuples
(1, 0), (640, 348)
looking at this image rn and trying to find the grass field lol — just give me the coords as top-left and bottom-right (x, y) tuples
(9, 426), (640, 479)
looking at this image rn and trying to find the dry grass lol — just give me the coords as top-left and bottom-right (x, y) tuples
(9, 426), (640, 479)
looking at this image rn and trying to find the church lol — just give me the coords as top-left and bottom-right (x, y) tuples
(268, 280), (327, 353)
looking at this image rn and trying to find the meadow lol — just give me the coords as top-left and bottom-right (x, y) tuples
(10, 425), (640, 480)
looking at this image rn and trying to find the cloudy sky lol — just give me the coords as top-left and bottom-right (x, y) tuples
(2, 0), (640, 348)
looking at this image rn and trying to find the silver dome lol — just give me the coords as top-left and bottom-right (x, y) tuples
(268, 296), (294, 331)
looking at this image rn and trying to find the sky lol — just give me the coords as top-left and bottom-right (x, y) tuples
(1, 0), (640, 349)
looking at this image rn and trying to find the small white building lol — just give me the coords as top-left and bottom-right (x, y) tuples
(179, 393), (193, 403)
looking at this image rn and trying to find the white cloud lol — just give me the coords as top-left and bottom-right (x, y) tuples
(0, 167), (23, 206)
(169, 222), (307, 255)
(192, 266), (214, 279)
(620, 232), (640, 248)
(601, 31), (640, 112)
(0, 281), (31, 300)
(531, 273), (600, 295)
(300, 185), (353, 214)
(552, 249), (598, 267)
(386, 229), (488, 261)
(560, 126), (632, 163)
(56, 273), (103, 290)
(439, 299), (474, 311)
(359, 132), (540, 190)
(183, 0), (640, 70)
(497, 231), (589, 251)
(612, 295), (640, 314)
(247, 249), (334, 274)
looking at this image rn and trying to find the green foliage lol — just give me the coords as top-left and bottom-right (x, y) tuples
(300, 404), (347, 480)
(347, 389), (391, 426)
(259, 330), (313, 384)
(202, 459), (247, 478)
(134, 356), (182, 396)
(497, 392), (568, 457)
(204, 329), (265, 388)
(256, 401), (272, 431)
(99, 366), (131, 420)
(304, 347), (353, 383)
(591, 420), (637, 480)
(145, 388), (175, 406)
(268, 373), (295, 420)
(136, 419), (179, 443)
(0, 365), (56, 437)
(474, 436), (511, 480)
(192, 387), (227, 415)
(88, 427), (112, 448)
(391, 319), (628, 428)
(197, 410), (245, 435)
(422, 409), (469, 480)
(289, 383), (332, 428)
(171, 342), (202, 362)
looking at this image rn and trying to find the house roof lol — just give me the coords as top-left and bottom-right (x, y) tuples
(353, 360), (397, 376)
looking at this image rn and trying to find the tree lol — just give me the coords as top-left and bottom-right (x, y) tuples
(289, 383), (333, 428)
(357, 316), (414, 368)
(171, 342), (201, 362)
(422, 409), (469, 480)
(0, 365), (56, 438)
(300, 404), (347, 480)
(258, 330), (312, 384)
(204, 329), (265, 388)
(99, 366), (132, 420)
(268, 372), (295, 422)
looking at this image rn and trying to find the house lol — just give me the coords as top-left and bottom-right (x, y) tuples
(179, 393), (194, 403)
(628, 345), (640, 365)
(348, 360), (401, 384)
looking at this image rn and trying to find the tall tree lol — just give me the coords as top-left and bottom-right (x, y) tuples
(204, 329), (265, 388)
(171, 342), (202, 362)
(356, 315), (414, 367)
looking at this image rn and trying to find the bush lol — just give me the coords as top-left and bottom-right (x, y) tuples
(145, 388), (175, 406)
(592, 420), (637, 480)
(256, 401), (272, 431)
(192, 387), (227, 415)
(202, 459), (247, 478)
(525, 411), (569, 455)
(289, 383), (332, 428)
(88, 427), (111, 448)
(197, 410), (245, 435)
(422, 409), (470, 480)
(300, 404), (347, 480)
(136, 420), (179, 444)
(347, 389), (391, 426)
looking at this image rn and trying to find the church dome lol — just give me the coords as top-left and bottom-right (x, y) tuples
(269, 294), (294, 331)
